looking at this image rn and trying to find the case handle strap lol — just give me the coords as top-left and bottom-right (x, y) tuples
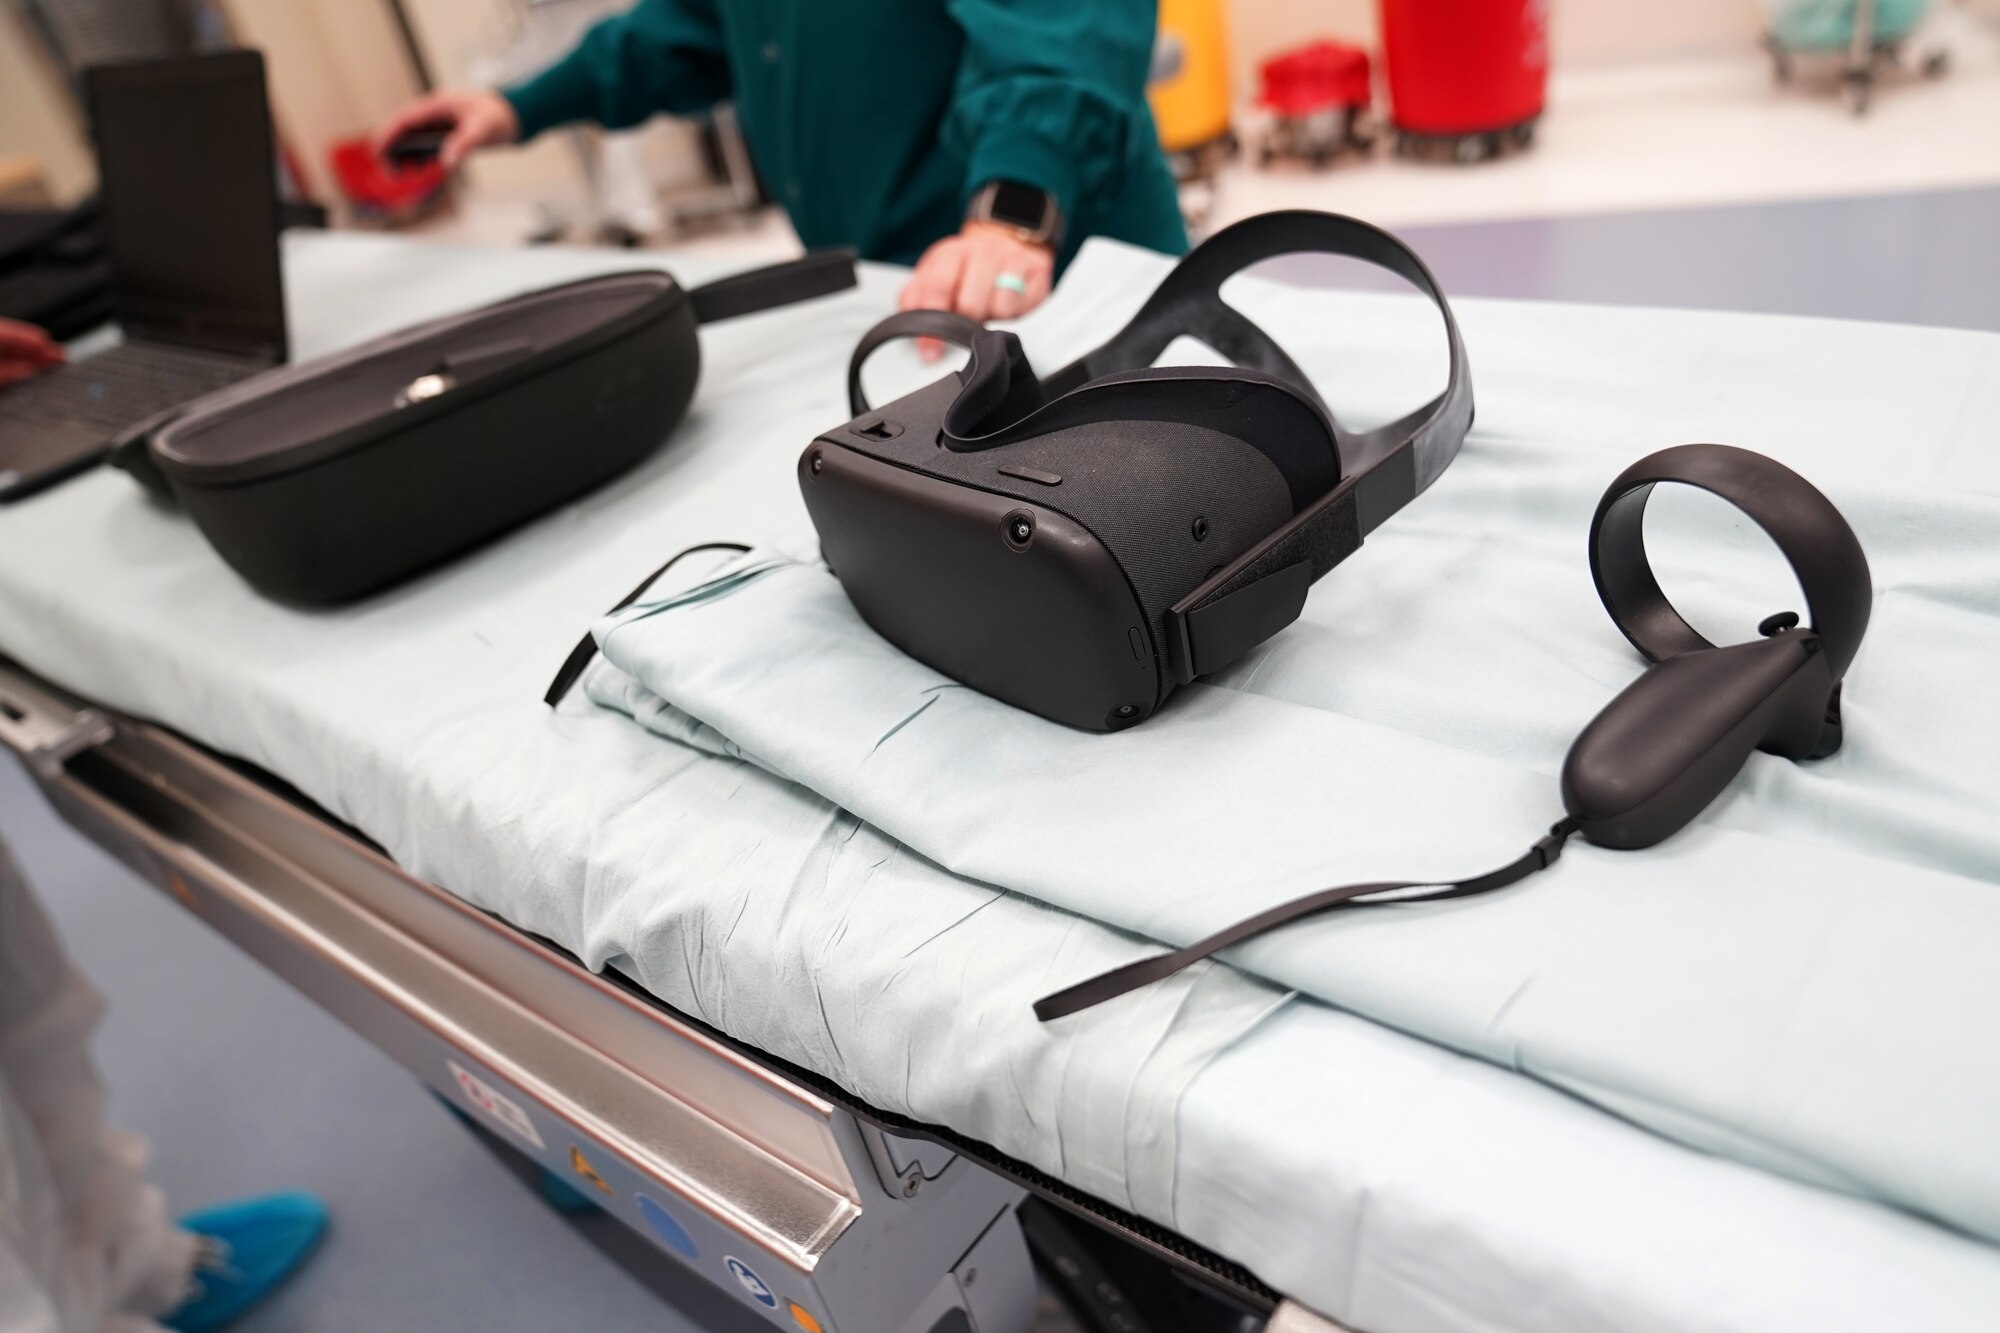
(687, 248), (857, 325)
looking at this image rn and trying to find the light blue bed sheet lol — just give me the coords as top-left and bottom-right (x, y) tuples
(588, 238), (2000, 1251)
(0, 232), (1996, 1332)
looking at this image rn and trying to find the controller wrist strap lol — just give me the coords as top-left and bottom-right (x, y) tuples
(1033, 818), (1581, 1021)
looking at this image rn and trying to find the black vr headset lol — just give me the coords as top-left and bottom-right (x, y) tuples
(800, 210), (1471, 731)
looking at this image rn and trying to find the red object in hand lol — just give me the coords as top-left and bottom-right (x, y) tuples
(1379, 0), (1548, 135)
(1257, 40), (1373, 119)
(328, 137), (446, 220)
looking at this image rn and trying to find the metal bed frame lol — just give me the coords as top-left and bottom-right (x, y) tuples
(0, 656), (1351, 1333)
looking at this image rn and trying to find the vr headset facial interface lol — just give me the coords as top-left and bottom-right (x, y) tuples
(801, 211), (1472, 731)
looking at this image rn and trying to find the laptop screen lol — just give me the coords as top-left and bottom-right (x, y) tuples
(84, 51), (286, 359)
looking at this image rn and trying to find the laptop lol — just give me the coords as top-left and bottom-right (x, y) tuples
(0, 50), (286, 501)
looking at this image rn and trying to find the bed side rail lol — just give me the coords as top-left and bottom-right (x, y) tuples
(0, 660), (1049, 1333)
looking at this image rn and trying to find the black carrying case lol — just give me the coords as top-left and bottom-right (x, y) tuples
(122, 251), (853, 604)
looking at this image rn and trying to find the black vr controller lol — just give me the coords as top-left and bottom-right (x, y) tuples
(1562, 443), (1871, 849)
(1036, 442), (1872, 1020)
(802, 210), (1473, 732)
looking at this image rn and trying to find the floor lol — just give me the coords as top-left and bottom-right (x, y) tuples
(1315, 182), (2000, 331)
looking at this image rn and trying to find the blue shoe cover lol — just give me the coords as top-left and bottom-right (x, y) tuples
(165, 1191), (328, 1332)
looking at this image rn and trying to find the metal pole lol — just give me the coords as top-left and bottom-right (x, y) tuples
(382, 0), (436, 91)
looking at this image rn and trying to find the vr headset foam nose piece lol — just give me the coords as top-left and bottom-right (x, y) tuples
(944, 330), (1050, 438)
(804, 210), (1473, 730)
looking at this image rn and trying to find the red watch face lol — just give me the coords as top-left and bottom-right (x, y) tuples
(987, 180), (1053, 233)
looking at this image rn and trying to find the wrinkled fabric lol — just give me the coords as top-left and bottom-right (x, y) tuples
(0, 840), (197, 1333)
(587, 244), (2000, 1246)
(1, 231), (1999, 1331)
(587, 525), (2000, 1239)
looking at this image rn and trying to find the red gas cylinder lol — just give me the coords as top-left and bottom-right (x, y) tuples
(1379, 0), (1548, 161)
(1254, 40), (1376, 168)
(1258, 40), (1372, 120)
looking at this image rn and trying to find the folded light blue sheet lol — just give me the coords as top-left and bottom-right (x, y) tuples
(588, 244), (2000, 1247)
(3, 232), (1998, 1332)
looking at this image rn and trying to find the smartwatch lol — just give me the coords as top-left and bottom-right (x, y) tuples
(967, 179), (1062, 247)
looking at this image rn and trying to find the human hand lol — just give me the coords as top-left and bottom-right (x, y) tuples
(898, 220), (1055, 360)
(372, 89), (520, 170)
(0, 318), (63, 388)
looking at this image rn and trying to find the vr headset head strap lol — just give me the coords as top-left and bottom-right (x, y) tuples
(1142, 212), (1473, 682)
(1052, 210), (1472, 489)
(846, 309), (985, 416)
(1043, 296), (1324, 413)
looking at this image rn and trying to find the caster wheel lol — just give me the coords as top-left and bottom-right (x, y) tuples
(1351, 109), (1379, 150)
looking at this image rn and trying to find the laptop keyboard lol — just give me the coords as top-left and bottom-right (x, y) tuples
(0, 342), (266, 434)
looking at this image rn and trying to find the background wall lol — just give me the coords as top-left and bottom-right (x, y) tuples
(219, 0), (425, 201)
(390, 0), (596, 209)
(0, 7), (93, 201)
(1225, 0), (1767, 95)
(255, 0), (707, 225)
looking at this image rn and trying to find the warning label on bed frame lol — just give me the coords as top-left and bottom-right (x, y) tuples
(448, 1059), (546, 1149)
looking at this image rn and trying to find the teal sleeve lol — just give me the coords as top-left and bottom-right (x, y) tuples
(941, 0), (1162, 227)
(501, 0), (731, 141)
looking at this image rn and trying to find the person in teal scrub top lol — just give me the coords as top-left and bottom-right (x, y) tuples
(375, 0), (1187, 326)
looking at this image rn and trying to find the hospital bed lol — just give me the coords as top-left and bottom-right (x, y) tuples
(3, 230), (1999, 1333)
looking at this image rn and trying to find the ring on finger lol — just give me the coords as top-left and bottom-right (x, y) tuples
(993, 272), (1028, 295)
